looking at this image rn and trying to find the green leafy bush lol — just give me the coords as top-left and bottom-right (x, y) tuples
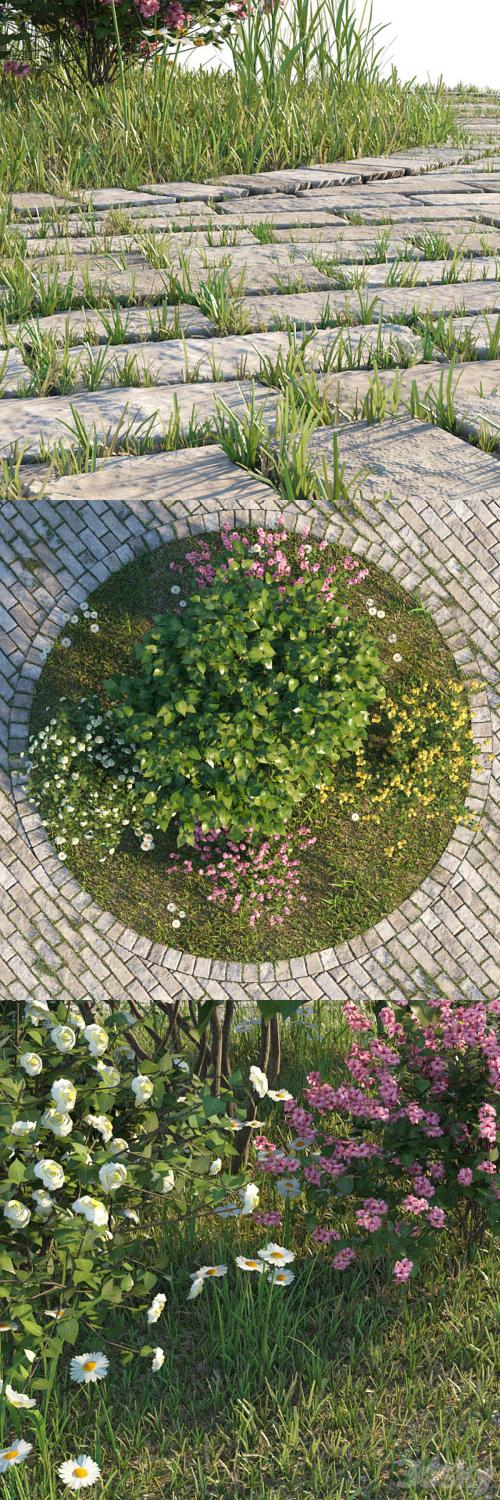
(106, 540), (384, 843)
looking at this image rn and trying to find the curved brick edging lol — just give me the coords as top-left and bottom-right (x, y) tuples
(3, 438), (497, 1006)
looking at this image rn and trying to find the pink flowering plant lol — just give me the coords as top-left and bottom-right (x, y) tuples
(0, 1), (235, 84)
(252, 996), (499, 1283)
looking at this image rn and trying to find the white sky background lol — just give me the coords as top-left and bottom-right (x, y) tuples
(370, 0), (500, 89)
(184, 0), (500, 89)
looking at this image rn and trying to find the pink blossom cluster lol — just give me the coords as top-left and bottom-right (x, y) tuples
(169, 822), (316, 930)
(3, 59), (31, 76)
(249, 993), (498, 1284)
(254, 1211), (282, 1228)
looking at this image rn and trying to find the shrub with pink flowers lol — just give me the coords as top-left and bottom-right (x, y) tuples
(252, 995), (500, 1281)
(0, 0), (235, 84)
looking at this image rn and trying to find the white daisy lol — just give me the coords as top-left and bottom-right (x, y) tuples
(268, 1268), (295, 1286)
(187, 1277), (204, 1300)
(191, 1264), (227, 1279)
(0, 1440), (32, 1472)
(235, 1256), (264, 1273)
(258, 1243), (295, 1268)
(4, 1383), (37, 1409)
(267, 1089), (293, 1102)
(57, 1455), (101, 1490)
(69, 1352), (109, 1385)
(276, 1177), (301, 1200)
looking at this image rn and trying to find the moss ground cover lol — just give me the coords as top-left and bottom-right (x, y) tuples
(29, 526), (474, 961)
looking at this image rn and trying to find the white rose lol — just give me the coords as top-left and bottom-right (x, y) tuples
(19, 1053), (43, 1077)
(151, 1347), (165, 1372)
(3, 1199), (31, 1230)
(154, 1170), (174, 1194)
(94, 1062), (120, 1087)
(249, 1065), (269, 1098)
(11, 1120), (37, 1137)
(50, 1025), (76, 1053)
(32, 1190), (54, 1217)
(50, 1078), (77, 1112)
(108, 1138), (129, 1156)
(72, 1195), (109, 1228)
(209, 1158), (222, 1176)
(131, 1076), (154, 1106)
(34, 1159), (65, 1190)
(98, 1163), (127, 1193)
(41, 1109), (73, 1138)
(146, 1292), (166, 1324)
(83, 1024), (109, 1058)
(85, 1114), (113, 1143)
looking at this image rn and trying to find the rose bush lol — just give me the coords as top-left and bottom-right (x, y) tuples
(0, 0), (235, 84)
(0, 994), (246, 1366)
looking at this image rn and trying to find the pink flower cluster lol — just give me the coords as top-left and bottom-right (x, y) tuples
(250, 993), (499, 1284)
(3, 59), (31, 77)
(168, 822), (315, 929)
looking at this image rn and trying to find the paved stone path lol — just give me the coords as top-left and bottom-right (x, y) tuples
(1, 96), (499, 1010)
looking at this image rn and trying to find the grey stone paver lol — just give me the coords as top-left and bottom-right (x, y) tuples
(0, 378), (277, 461)
(2, 131), (499, 1008)
(0, 348), (32, 397)
(8, 304), (216, 346)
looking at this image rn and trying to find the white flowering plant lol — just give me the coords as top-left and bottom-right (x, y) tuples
(0, 996), (242, 1370)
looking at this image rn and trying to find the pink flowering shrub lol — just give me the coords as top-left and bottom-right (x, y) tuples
(253, 996), (499, 1283)
(1, 1), (235, 84)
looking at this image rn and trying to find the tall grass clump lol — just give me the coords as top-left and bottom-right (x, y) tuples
(0, 1), (462, 190)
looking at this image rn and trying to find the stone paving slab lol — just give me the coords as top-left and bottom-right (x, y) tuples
(241, 280), (500, 331)
(8, 304), (216, 347)
(136, 182), (248, 202)
(0, 348), (32, 397)
(318, 359), (500, 412)
(0, 378), (277, 460)
(1, 423), (498, 1006)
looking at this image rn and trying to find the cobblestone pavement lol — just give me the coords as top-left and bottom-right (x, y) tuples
(1, 97), (499, 1010)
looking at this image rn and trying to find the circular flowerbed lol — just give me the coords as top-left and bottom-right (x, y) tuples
(27, 521), (474, 962)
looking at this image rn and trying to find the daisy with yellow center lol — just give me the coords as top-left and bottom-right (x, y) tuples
(235, 1256), (264, 1273)
(58, 1455), (101, 1490)
(69, 1351), (109, 1384)
(0, 1440), (32, 1472)
(268, 1269), (295, 1287)
(191, 1264), (228, 1279)
(258, 1243), (295, 1268)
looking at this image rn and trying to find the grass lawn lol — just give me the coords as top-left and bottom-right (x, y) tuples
(29, 527), (473, 962)
(0, 68), (463, 194)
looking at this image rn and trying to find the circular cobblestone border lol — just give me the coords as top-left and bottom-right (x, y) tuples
(7, 486), (494, 1002)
